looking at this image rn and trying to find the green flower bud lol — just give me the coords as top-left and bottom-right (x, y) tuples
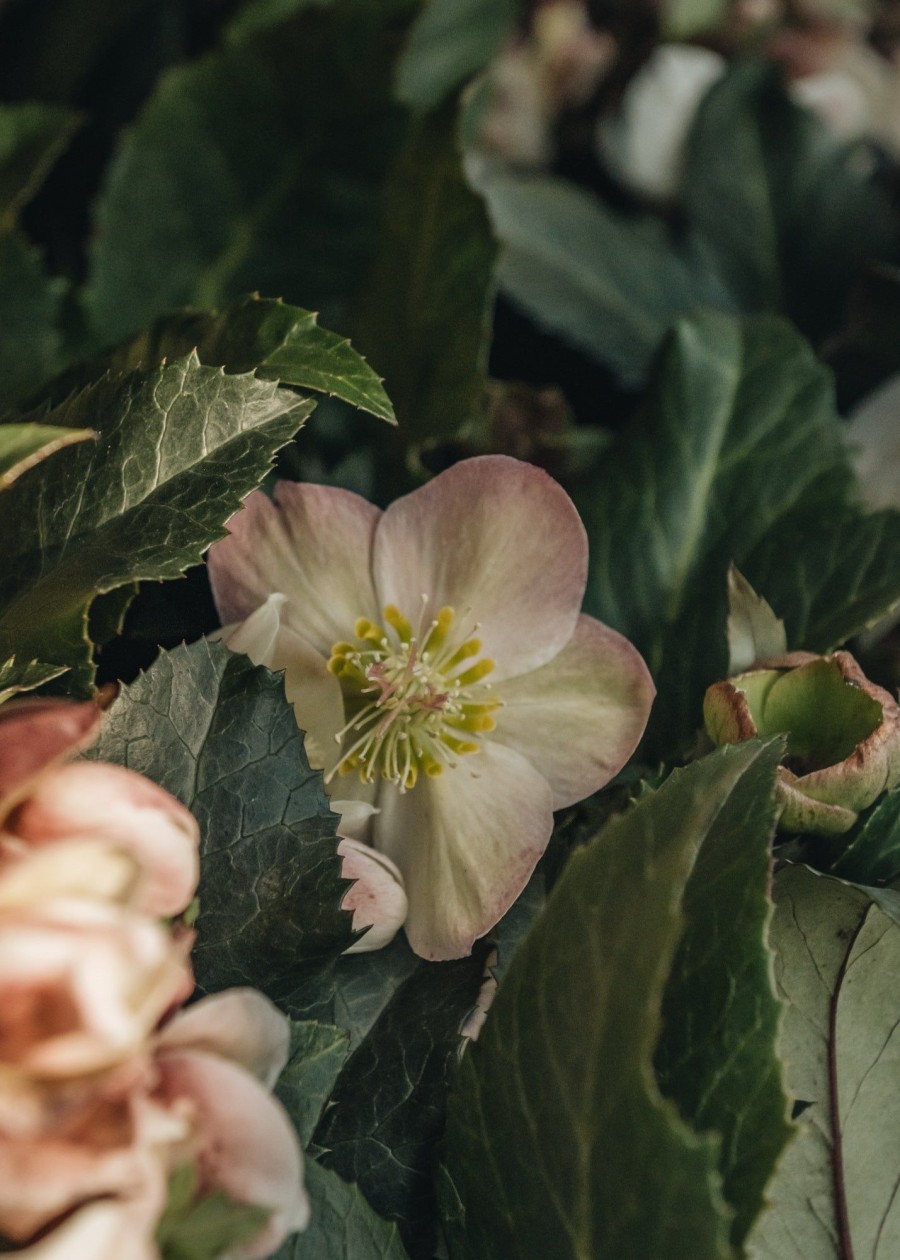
(704, 651), (900, 836)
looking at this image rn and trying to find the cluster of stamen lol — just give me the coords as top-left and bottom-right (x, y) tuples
(325, 603), (501, 792)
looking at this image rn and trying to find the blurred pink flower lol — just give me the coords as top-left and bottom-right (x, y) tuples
(209, 455), (654, 960)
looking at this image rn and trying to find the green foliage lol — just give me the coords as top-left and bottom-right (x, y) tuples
(275, 1020), (350, 1146)
(90, 639), (357, 989)
(478, 167), (735, 389)
(84, 0), (411, 348)
(0, 102), (80, 226)
(0, 656), (67, 703)
(0, 421), (92, 489)
(395, 0), (519, 109)
(725, 565), (786, 676)
(277, 1161), (410, 1260)
(60, 296), (395, 422)
(661, 0), (729, 38)
(747, 866), (900, 1259)
(441, 743), (792, 1260)
(829, 789), (900, 886)
(655, 740), (790, 1248)
(0, 354), (309, 689)
(351, 105), (495, 445)
(0, 233), (65, 414)
(157, 1163), (271, 1260)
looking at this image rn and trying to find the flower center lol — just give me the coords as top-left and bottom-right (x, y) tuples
(325, 604), (501, 791)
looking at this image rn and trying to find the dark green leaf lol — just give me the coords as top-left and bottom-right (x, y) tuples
(0, 101), (80, 225)
(90, 639), (357, 991)
(0, 656), (67, 703)
(351, 105), (495, 443)
(0, 421), (92, 490)
(0, 354), (309, 689)
(580, 311), (852, 750)
(477, 168), (737, 389)
(276, 1160), (410, 1260)
(394, 0), (518, 109)
(56, 296), (395, 423)
(441, 745), (787, 1260)
(314, 946), (490, 1258)
(829, 788), (900, 886)
(0, 232), (65, 414)
(84, 0), (410, 347)
(747, 866), (900, 1259)
(655, 739), (791, 1248)
(226, 0), (328, 44)
(275, 1020), (350, 1146)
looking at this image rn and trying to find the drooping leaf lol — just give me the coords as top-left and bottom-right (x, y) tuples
(441, 744), (791, 1260)
(394, 0), (518, 110)
(0, 101), (80, 225)
(351, 104), (496, 443)
(0, 232), (65, 414)
(0, 354), (309, 689)
(580, 311), (856, 750)
(655, 739), (791, 1248)
(829, 788), (900, 886)
(726, 564), (786, 675)
(314, 946), (490, 1258)
(0, 656), (68, 704)
(0, 421), (93, 490)
(275, 1020), (350, 1147)
(84, 0), (411, 348)
(746, 866), (900, 1260)
(276, 1160), (410, 1260)
(89, 639), (356, 990)
(52, 296), (394, 423)
(476, 167), (737, 389)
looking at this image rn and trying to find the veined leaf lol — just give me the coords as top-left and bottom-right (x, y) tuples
(0, 101), (80, 226)
(277, 1161), (410, 1260)
(89, 639), (357, 987)
(829, 789), (900, 887)
(0, 656), (68, 703)
(747, 866), (900, 1259)
(0, 354), (309, 689)
(0, 421), (93, 490)
(275, 1020), (350, 1147)
(441, 743), (792, 1260)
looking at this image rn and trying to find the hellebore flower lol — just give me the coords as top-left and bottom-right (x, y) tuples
(332, 800), (408, 955)
(704, 650), (900, 835)
(208, 455), (654, 960)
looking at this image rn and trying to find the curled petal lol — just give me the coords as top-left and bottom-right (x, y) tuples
(8, 762), (199, 917)
(492, 614), (655, 808)
(208, 483), (381, 657)
(0, 700), (101, 824)
(155, 1050), (308, 1259)
(373, 455), (588, 681)
(374, 741), (554, 961)
(338, 836), (408, 954)
(220, 595), (345, 774)
(158, 989), (290, 1089)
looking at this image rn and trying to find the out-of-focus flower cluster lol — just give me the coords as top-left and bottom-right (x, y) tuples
(0, 699), (307, 1259)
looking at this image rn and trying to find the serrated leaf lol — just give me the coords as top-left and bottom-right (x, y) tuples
(655, 740), (791, 1248)
(726, 565), (787, 675)
(0, 421), (92, 490)
(314, 946), (490, 1258)
(0, 354), (309, 689)
(275, 1020), (350, 1147)
(0, 232), (65, 414)
(84, 0), (409, 347)
(0, 102), (80, 225)
(580, 311), (853, 750)
(747, 866), (900, 1260)
(276, 1160), (410, 1260)
(351, 105), (495, 443)
(829, 788), (900, 886)
(441, 746), (788, 1260)
(57, 295), (394, 423)
(476, 167), (737, 389)
(394, 0), (518, 109)
(89, 639), (357, 991)
(0, 656), (68, 703)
